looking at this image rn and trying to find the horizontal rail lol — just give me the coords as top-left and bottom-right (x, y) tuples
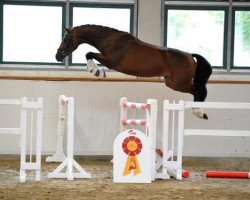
(184, 129), (250, 137)
(122, 119), (147, 126)
(165, 1), (229, 7)
(22, 102), (43, 109)
(184, 102), (250, 109)
(122, 101), (149, 110)
(164, 103), (183, 111)
(0, 99), (20, 105)
(0, 128), (21, 135)
(21, 163), (41, 170)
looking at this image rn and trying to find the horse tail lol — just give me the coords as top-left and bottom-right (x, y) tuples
(191, 53), (212, 104)
(191, 54), (212, 119)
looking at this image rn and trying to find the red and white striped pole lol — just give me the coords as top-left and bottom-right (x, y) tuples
(206, 171), (250, 179)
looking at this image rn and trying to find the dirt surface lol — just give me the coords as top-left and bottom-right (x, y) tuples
(0, 155), (249, 200)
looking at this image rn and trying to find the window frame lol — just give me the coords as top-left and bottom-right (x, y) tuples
(0, 0), (135, 70)
(164, 0), (250, 72)
(68, 2), (134, 67)
(0, 0), (66, 66)
(164, 5), (228, 69)
(231, 6), (250, 69)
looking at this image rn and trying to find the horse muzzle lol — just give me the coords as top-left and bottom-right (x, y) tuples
(55, 50), (65, 62)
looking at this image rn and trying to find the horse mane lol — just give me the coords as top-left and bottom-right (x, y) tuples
(76, 24), (134, 39)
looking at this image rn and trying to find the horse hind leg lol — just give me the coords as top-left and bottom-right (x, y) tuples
(164, 76), (209, 120)
(86, 52), (106, 77)
(192, 85), (208, 120)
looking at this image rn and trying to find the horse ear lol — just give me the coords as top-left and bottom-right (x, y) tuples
(64, 26), (72, 34)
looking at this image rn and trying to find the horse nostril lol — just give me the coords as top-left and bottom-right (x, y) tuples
(55, 54), (62, 62)
(62, 51), (67, 56)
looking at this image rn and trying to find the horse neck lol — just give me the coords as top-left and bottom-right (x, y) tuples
(74, 26), (109, 49)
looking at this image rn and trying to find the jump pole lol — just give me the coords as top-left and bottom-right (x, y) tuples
(206, 171), (250, 179)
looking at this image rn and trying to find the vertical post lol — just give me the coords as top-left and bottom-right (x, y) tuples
(20, 97), (27, 183)
(147, 99), (157, 181)
(48, 95), (91, 180)
(120, 97), (127, 131)
(46, 97), (66, 162)
(67, 97), (74, 180)
(171, 101), (175, 162)
(56, 100), (66, 157)
(64, 0), (70, 68)
(162, 100), (169, 175)
(35, 98), (43, 181)
(176, 100), (185, 180)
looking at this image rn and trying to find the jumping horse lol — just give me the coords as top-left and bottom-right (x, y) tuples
(56, 24), (212, 119)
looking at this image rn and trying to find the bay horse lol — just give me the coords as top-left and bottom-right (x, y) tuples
(56, 24), (212, 119)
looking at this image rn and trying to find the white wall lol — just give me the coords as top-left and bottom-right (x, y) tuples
(0, 1), (249, 157)
(138, 0), (162, 45)
(0, 80), (249, 157)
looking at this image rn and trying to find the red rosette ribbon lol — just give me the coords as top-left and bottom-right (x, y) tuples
(122, 136), (143, 176)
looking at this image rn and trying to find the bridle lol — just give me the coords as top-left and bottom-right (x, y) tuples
(57, 32), (73, 56)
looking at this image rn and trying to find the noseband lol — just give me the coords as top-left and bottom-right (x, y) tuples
(57, 33), (74, 56)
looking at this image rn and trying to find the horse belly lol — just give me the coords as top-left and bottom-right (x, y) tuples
(116, 51), (167, 77)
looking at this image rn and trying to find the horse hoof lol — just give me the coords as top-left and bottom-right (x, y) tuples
(203, 113), (208, 120)
(95, 68), (106, 78)
(192, 108), (208, 120)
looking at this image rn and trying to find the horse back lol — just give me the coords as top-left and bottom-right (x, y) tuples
(102, 36), (169, 77)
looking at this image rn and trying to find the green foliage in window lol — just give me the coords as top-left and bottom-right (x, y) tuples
(208, 11), (224, 26)
(235, 11), (250, 51)
(168, 12), (190, 38)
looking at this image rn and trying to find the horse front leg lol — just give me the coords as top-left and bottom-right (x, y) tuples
(86, 52), (106, 77)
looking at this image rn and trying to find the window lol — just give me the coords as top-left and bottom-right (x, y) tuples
(3, 4), (63, 64)
(233, 9), (250, 68)
(164, 1), (250, 70)
(167, 9), (225, 67)
(71, 4), (133, 65)
(0, 1), (134, 68)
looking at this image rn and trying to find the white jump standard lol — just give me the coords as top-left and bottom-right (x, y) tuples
(47, 95), (91, 180)
(163, 100), (250, 180)
(114, 97), (170, 183)
(0, 98), (44, 183)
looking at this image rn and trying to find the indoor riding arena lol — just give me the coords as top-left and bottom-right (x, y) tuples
(0, 0), (250, 199)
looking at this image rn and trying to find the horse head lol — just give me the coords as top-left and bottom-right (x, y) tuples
(56, 27), (77, 62)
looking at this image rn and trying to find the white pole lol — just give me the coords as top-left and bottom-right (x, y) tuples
(20, 97), (27, 183)
(162, 100), (169, 175)
(57, 100), (66, 156)
(120, 97), (127, 132)
(46, 96), (66, 162)
(67, 97), (74, 180)
(35, 98), (43, 181)
(29, 98), (34, 163)
(171, 101), (175, 162)
(147, 99), (157, 181)
(176, 100), (185, 180)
